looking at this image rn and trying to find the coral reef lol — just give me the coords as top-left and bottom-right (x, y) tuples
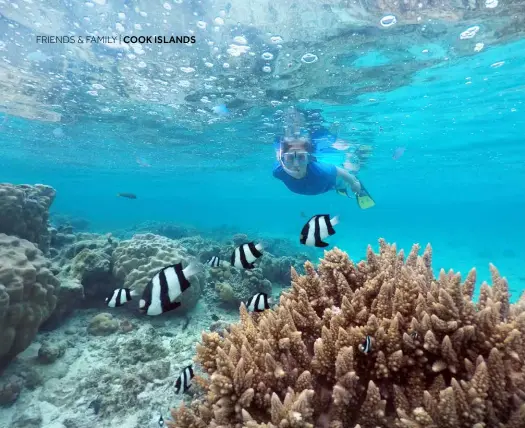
(0, 233), (59, 370)
(87, 313), (119, 336)
(112, 233), (203, 312)
(169, 239), (525, 428)
(0, 183), (56, 253)
(40, 277), (84, 330)
(53, 233), (118, 300)
(208, 263), (272, 305)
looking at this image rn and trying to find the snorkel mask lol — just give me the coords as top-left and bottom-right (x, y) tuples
(277, 136), (314, 178)
(274, 107), (316, 175)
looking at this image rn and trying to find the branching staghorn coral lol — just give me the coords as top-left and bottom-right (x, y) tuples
(168, 239), (525, 428)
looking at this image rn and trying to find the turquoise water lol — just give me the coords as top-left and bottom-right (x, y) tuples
(2, 37), (524, 299)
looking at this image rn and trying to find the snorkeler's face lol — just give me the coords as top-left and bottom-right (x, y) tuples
(280, 145), (310, 175)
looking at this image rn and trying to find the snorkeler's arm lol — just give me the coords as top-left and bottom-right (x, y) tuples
(335, 167), (361, 194)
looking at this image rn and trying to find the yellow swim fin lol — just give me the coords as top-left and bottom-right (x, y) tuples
(355, 184), (375, 209)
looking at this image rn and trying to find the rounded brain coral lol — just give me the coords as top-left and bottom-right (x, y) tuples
(112, 234), (203, 312)
(0, 233), (59, 369)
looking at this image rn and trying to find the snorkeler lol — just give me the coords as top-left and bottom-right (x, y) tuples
(272, 107), (375, 209)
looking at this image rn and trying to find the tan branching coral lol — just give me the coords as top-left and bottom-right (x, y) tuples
(168, 239), (525, 428)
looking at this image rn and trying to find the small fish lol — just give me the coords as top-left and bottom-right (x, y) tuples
(212, 104), (229, 116)
(139, 262), (201, 316)
(358, 335), (372, 354)
(379, 126), (383, 132)
(246, 292), (273, 312)
(206, 256), (223, 267)
(158, 414), (164, 426)
(211, 314), (219, 321)
(392, 146), (406, 160)
(175, 365), (194, 394)
(410, 331), (420, 340)
(231, 242), (264, 269)
(300, 215), (339, 247)
(105, 288), (139, 307)
(300, 211), (306, 218)
(88, 398), (101, 415)
(117, 192), (137, 199)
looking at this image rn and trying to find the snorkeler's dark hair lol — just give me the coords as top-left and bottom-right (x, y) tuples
(280, 139), (314, 154)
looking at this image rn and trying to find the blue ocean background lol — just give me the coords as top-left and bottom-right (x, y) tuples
(1, 39), (524, 301)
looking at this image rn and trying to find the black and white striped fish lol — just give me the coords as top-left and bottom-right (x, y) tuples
(231, 242), (264, 269)
(139, 262), (201, 316)
(175, 365), (194, 394)
(358, 335), (372, 354)
(105, 288), (139, 307)
(300, 214), (339, 247)
(206, 256), (222, 267)
(246, 292), (273, 312)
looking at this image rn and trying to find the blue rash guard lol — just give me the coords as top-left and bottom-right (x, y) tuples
(273, 160), (337, 195)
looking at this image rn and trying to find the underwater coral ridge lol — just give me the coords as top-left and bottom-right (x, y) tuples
(168, 239), (525, 428)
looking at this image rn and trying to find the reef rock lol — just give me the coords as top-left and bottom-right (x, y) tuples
(40, 276), (84, 330)
(0, 183), (56, 253)
(0, 233), (59, 370)
(87, 313), (119, 336)
(112, 234), (203, 313)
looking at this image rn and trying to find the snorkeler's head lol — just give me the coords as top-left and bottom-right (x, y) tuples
(278, 136), (313, 178)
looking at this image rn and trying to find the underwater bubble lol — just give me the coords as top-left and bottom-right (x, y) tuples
(511, 108), (517, 112)
(52, 127), (64, 138)
(270, 36), (283, 44)
(204, 62), (213, 68)
(87, 90), (98, 96)
(380, 15), (396, 27)
(174, 0), (183, 3)
(118, 12), (126, 20)
(178, 80), (190, 87)
(137, 61), (147, 68)
(92, 83), (105, 90)
(85, 2), (94, 7)
(197, 21), (207, 29)
(127, 53), (136, 59)
(422, 49), (429, 53)
(134, 23), (142, 30)
(299, 98), (309, 103)
(485, 0), (498, 7)
(116, 23), (125, 32)
(223, 62), (230, 68)
(214, 17), (224, 25)
(262, 66), (271, 73)
(301, 53), (318, 64)
(92, 0), (105, 4)
(490, 61), (504, 68)
(233, 36), (247, 44)
(261, 52), (274, 61)
(270, 100), (281, 107)
(227, 44), (249, 56)
(460, 26), (479, 40)
(474, 43), (484, 52)
(163, 2), (171, 10)
(139, 11), (147, 17)
(180, 66), (195, 73)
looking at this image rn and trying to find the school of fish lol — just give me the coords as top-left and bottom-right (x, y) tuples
(102, 214), (365, 424)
